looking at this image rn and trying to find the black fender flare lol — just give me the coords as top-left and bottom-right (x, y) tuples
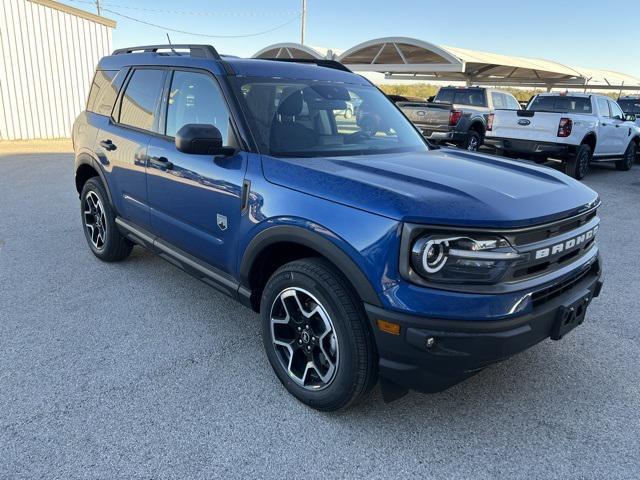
(468, 117), (486, 135)
(580, 132), (598, 148)
(74, 152), (114, 206)
(239, 225), (382, 307)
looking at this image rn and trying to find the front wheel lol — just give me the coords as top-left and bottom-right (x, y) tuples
(615, 142), (636, 171)
(565, 144), (591, 180)
(260, 258), (377, 411)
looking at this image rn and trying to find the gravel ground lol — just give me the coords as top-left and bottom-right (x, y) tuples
(1, 152), (638, 479)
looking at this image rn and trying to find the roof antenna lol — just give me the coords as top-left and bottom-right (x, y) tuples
(166, 33), (178, 56)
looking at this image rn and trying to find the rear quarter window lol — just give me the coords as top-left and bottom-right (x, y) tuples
(87, 70), (126, 116)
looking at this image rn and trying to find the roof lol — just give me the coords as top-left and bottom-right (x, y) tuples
(225, 58), (368, 84)
(98, 52), (369, 85)
(254, 37), (640, 90)
(27, 0), (116, 28)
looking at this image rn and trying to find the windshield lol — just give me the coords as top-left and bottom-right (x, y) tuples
(231, 77), (428, 157)
(618, 99), (640, 115)
(434, 88), (486, 107)
(528, 96), (592, 114)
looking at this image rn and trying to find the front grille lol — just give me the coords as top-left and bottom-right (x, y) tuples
(512, 238), (595, 279)
(510, 209), (597, 246)
(531, 261), (599, 308)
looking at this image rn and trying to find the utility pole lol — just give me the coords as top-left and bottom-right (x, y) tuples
(301, 0), (307, 44)
(95, 0), (101, 15)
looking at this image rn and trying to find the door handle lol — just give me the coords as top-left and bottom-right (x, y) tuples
(99, 139), (116, 151)
(148, 155), (173, 170)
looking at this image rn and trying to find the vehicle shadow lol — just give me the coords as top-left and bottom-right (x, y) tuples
(129, 246), (619, 425)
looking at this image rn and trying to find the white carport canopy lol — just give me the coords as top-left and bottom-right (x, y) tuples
(253, 38), (640, 91)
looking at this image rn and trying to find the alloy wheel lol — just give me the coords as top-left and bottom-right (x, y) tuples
(578, 150), (590, 178)
(84, 191), (107, 250)
(270, 287), (339, 390)
(467, 136), (479, 151)
(625, 146), (635, 168)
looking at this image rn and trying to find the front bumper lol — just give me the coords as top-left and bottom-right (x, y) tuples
(365, 264), (603, 395)
(485, 137), (571, 158)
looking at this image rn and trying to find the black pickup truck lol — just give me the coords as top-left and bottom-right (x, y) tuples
(397, 87), (521, 151)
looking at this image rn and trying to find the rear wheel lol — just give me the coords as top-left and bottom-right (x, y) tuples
(464, 130), (482, 151)
(615, 142), (636, 171)
(260, 258), (377, 411)
(80, 178), (133, 262)
(565, 144), (591, 180)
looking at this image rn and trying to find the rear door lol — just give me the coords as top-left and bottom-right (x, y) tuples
(97, 68), (166, 228)
(146, 69), (247, 274)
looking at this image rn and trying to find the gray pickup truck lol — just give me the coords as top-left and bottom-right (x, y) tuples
(398, 87), (521, 151)
(618, 96), (640, 127)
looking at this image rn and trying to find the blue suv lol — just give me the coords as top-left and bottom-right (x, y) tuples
(73, 45), (603, 411)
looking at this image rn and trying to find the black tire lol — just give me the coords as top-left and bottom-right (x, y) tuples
(615, 141), (636, 171)
(565, 144), (591, 180)
(80, 177), (133, 262)
(463, 130), (482, 151)
(260, 258), (377, 411)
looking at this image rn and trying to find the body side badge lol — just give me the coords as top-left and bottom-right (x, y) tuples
(217, 214), (228, 231)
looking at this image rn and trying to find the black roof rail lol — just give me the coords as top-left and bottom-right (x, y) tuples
(259, 58), (352, 73)
(111, 44), (234, 74)
(112, 44), (222, 59)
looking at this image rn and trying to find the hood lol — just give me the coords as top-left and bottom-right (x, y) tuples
(261, 149), (599, 228)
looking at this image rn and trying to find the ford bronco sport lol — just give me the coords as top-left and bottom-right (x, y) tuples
(73, 45), (603, 411)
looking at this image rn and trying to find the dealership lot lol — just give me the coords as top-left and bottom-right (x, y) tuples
(1, 152), (639, 478)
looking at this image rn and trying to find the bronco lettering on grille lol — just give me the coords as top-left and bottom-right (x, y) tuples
(534, 225), (598, 260)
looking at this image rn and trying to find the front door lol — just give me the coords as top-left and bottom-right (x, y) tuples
(146, 69), (247, 274)
(608, 100), (630, 155)
(595, 97), (615, 155)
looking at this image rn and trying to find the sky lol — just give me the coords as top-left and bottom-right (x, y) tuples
(60, 0), (640, 77)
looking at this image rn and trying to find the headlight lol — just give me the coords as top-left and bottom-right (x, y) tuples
(411, 234), (521, 284)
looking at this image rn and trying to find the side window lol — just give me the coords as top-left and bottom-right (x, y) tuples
(87, 70), (116, 112)
(118, 69), (165, 132)
(597, 98), (610, 117)
(491, 92), (506, 109)
(165, 70), (231, 142)
(506, 95), (520, 110)
(609, 101), (624, 120)
(87, 69), (127, 116)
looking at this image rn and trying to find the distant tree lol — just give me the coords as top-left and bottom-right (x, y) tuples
(377, 83), (623, 102)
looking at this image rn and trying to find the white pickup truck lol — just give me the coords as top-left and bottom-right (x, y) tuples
(485, 93), (639, 179)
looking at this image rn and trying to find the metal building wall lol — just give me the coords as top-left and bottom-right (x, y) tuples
(0, 0), (115, 140)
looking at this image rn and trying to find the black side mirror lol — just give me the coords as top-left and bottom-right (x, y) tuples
(624, 113), (637, 122)
(175, 124), (234, 156)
